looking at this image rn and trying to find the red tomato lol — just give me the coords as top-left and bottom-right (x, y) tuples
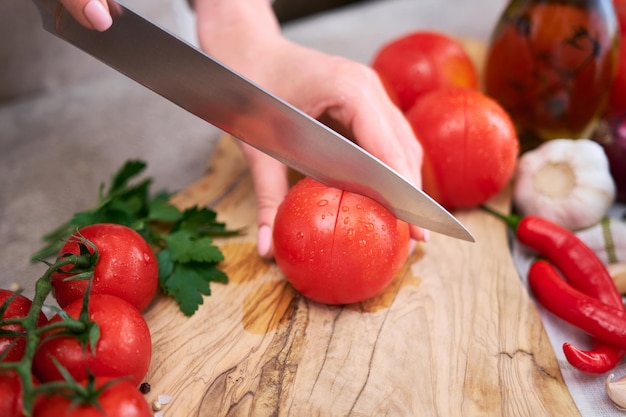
(33, 294), (151, 386)
(52, 223), (158, 312)
(33, 377), (151, 417)
(406, 87), (519, 209)
(372, 31), (479, 112)
(608, 0), (626, 118)
(273, 177), (410, 305)
(0, 370), (25, 417)
(0, 371), (40, 417)
(0, 290), (48, 362)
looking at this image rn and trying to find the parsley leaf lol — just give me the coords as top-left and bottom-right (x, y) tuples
(33, 160), (240, 316)
(157, 249), (228, 316)
(163, 230), (224, 264)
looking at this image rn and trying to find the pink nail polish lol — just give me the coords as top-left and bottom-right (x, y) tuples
(257, 224), (273, 258)
(84, 0), (113, 31)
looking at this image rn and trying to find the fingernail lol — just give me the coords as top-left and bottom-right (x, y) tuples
(423, 229), (430, 243)
(84, 0), (113, 31)
(257, 224), (273, 258)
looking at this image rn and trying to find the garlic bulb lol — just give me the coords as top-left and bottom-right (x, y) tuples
(606, 373), (626, 410)
(513, 139), (616, 231)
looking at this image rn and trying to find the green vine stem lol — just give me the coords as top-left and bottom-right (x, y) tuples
(0, 242), (98, 416)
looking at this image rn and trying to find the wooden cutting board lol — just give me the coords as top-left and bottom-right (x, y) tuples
(142, 133), (580, 416)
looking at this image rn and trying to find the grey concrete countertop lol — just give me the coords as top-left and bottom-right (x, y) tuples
(0, 0), (504, 294)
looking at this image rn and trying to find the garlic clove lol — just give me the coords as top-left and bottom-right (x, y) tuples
(606, 373), (626, 410)
(608, 262), (626, 294)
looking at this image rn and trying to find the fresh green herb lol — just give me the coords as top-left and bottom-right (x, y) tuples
(32, 160), (240, 316)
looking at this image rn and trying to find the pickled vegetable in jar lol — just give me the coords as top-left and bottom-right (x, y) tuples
(484, 0), (619, 148)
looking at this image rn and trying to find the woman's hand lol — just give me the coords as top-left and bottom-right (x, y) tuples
(58, 0), (113, 31)
(54, 0), (428, 258)
(196, 0), (427, 258)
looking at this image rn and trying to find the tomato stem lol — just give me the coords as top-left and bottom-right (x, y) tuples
(480, 204), (521, 230)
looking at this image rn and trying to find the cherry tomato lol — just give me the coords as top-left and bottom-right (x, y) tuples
(372, 31), (479, 112)
(0, 290), (48, 362)
(0, 370), (25, 417)
(33, 294), (151, 386)
(33, 377), (151, 417)
(406, 87), (519, 209)
(52, 223), (158, 312)
(0, 371), (41, 417)
(273, 177), (410, 305)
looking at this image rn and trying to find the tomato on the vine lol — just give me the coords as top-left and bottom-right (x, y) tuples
(406, 87), (519, 210)
(33, 377), (152, 417)
(52, 223), (158, 312)
(0, 290), (48, 362)
(273, 177), (410, 305)
(33, 294), (151, 386)
(372, 31), (479, 112)
(0, 370), (26, 417)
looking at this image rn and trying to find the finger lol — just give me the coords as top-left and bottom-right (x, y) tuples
(239, 144), (289, 259)
(60, 0), (112, 31)
(323, 66), (428, 241)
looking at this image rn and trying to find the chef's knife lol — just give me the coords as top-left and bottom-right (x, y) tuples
(31, 0), (474, 242)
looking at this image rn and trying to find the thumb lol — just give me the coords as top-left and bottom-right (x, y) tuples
(239, 144), (289, 259)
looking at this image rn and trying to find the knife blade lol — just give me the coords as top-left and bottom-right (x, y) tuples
(31, 0), (474, 242)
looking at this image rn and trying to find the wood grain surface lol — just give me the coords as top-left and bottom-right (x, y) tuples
(142, 134), (580, 416)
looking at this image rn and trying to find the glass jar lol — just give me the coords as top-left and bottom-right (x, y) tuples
(484, 0), (619, 149)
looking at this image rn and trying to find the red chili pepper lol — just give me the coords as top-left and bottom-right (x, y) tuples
(562, 341), (625, 374)
(515, 216), (622, 305)
(528, 259), (626, 349)
(482, 206), (625, 372)
(516, 215), (626, 373)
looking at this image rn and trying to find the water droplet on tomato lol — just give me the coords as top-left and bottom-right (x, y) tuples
(341, 206), (349, 212)
(343, 217), (350, 224)
(347, 229), (355, 240)
(365, 223), (374, 232)
(317, 199), (329, 206)
(296, 232), (305, 240)
(359, 240), (367, 247)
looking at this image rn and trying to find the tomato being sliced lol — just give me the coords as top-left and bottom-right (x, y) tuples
(33, 377), (152, 417)
(0, 290), (48, 363)
(52, 223), (158, 312)
(33, 294), (151, 386)
(273, 177), (410, 305)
